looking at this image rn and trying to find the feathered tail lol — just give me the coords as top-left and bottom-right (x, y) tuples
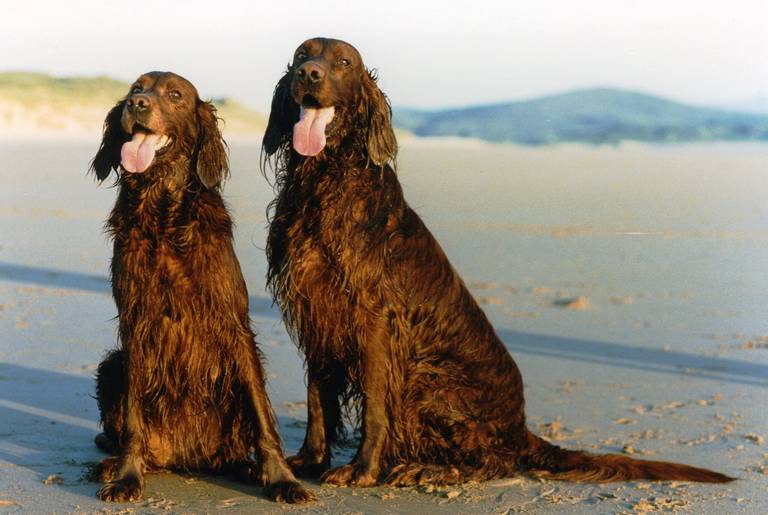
(520, 430), (734, 483)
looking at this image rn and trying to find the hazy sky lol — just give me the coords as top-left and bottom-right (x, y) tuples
(1, 0), (765, 111)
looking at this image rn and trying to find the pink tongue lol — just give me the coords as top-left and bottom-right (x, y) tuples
(121, 133), (160, 173)
(293, 106), (335, 156)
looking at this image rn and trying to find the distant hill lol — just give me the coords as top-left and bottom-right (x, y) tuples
(3, 74), (767, 145)
(393, 88), (768, 144)
(0, 72), (266, 138)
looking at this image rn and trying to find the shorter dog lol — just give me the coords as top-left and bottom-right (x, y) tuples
(90, 71), (312, 503)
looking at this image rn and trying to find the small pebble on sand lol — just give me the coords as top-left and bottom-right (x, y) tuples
(553, 296), (589, 310)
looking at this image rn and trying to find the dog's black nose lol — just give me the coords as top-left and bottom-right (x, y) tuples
(128, 94), (152, 113)
(296, 62), (326, 84)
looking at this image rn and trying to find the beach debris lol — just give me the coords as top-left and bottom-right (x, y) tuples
(558, 379), (583, 394)
(0, 500), (17, 507)
(614, 418), (637, 425)
(535, 417), (584, 442)
(445, 490), (461, 499)
(537, 417), (565, 440)
(488, 477), (525, 488)
(727, 336), (768, 350)
(610, 296), (634, 305)
(676, 432), (718, 446)
(42, 474), (64, 485)
(553, 296), (589, 310)
(530, 286), (550, 294)
(470, 281), (498, 290)
(629, 429), (663, 441)
(744, 433), (765, 445)
(14, 316), (29, 329)
(378, 491), (396, 500)
(477, 296), (504, 305)
(503, 309), (540, 318)
(146, 497), (176, 510)
(627, 496), (689, 513)
(216, 498), (240, 509)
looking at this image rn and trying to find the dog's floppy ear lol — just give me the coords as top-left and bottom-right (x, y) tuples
(359, 69), (398, 169)
(263, 69), (298, 157)
(194, 100), (229, 189)
(90, 100), (128, 181)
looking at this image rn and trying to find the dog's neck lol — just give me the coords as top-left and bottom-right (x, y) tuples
(119, 157), (192, 193)
(109, 157), (206, 238)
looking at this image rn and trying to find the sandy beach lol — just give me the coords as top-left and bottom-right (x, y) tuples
(1, 139), (766, 514)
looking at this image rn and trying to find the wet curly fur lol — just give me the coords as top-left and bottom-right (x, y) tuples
(90, 71), (313, 504)
(262, 39), (733, 488)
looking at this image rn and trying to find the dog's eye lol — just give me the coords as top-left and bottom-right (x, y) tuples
(131, 85), (142, 94)
(295, 52), (307, 61)
(168, 90), (182, 101)
(338, 58), (350, 67)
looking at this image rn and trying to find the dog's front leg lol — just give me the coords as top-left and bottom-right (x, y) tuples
(97, 370), (146, 502)
(237, 345), (315, 503)
(322, 323), (390, 487)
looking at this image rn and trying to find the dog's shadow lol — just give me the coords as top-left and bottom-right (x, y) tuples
(0, 362), (320, 507)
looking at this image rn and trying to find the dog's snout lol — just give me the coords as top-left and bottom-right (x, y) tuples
(128, 94), (152, 113)
(296, 62), (326, 85)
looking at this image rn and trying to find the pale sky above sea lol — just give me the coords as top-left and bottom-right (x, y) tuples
(1, 0), (765, 111)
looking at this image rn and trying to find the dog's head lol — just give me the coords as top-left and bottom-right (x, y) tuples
(91, 71), (227, 188)
(263, 38), (397, 168)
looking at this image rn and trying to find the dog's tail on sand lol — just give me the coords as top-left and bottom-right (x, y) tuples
(520, 430), (734, 483)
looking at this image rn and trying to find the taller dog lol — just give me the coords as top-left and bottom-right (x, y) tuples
(90, 72), (312, 503)
(262, 38), (732, 487)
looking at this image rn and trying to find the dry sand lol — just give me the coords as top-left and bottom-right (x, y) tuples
(1, 139), (766, 513)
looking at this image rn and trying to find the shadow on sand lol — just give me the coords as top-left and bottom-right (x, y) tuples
(498, 329), (767, 388)
(0, 261), (276, 316)
(3, 260), (766, 389)
(0, 363), (307, 504)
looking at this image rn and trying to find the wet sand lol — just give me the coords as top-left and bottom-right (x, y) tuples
(1, 139), (766, 513)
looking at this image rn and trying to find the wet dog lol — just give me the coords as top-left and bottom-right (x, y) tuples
(262, 38), (733, 487)
(90, 71), (313, 503)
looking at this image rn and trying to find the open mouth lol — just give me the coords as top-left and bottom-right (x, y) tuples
(301, 93), (322, 109)
(120, 124), (172, 174)
(293, 96), (336, 157)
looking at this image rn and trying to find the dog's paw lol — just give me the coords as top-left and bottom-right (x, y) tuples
(87, 457), (121, 483)
(321, 463), (379, 487)
(97, 476), (143, 502)
(263, 480), (315, 503)
(287, 452), (330, 478)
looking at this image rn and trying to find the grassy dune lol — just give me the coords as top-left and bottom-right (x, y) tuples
(0, 72), (266, 138)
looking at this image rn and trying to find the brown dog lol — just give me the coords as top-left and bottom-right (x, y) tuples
(262, 38), (733, 487)
(90, 71), (313, 503)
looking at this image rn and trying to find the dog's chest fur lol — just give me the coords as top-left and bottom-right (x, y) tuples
(268, 163), (405, 372)
(107, 172), (246, 422)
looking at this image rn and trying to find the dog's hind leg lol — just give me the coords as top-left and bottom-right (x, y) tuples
(287, 365), (343, 478)
(94, 349), (125, 455)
